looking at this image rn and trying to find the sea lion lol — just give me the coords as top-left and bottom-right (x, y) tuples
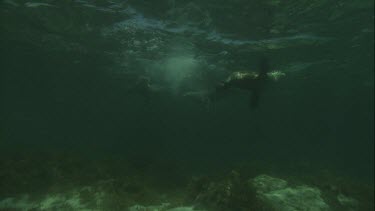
(182, 58), (286, 110)
(216, 57), (274, 108)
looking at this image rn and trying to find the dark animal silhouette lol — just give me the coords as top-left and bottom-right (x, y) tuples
(216, 57), (270, 109)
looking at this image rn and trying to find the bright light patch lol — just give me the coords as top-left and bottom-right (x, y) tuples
(163, 54), (199, 94)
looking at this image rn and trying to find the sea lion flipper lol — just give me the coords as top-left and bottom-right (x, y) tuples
(249, 91), (260, 109)
(259, 56), (269, 78)
(249, 56), (269, 109)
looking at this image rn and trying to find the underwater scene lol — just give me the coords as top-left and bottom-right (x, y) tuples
(0, 0), (374, 210)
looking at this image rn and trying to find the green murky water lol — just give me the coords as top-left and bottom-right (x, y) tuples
(0, 0), (373, 210)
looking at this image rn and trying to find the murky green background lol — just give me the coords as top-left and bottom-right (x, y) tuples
(0, 0), (374, 205)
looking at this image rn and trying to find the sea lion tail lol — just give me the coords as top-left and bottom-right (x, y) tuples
(249, 56), (269, 109)
(258, 56), (269, 79)
(250, 91), (260, 109)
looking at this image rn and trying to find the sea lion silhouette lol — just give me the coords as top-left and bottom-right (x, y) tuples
(217, 57), (270, 109)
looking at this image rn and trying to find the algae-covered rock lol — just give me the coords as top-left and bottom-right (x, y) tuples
(128, 203), (171, 211)
(187, 171), (270, 211)
(167, 207), (203, 211)
(251, 175), (330, 211)
(0, 195), (37, 211)
(262, 186), (330, 211)
(0, 192), (92, 211)
(337, 194), (359, 211)
(128, 203), (205, 211)
(252, 174), (288, 193)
